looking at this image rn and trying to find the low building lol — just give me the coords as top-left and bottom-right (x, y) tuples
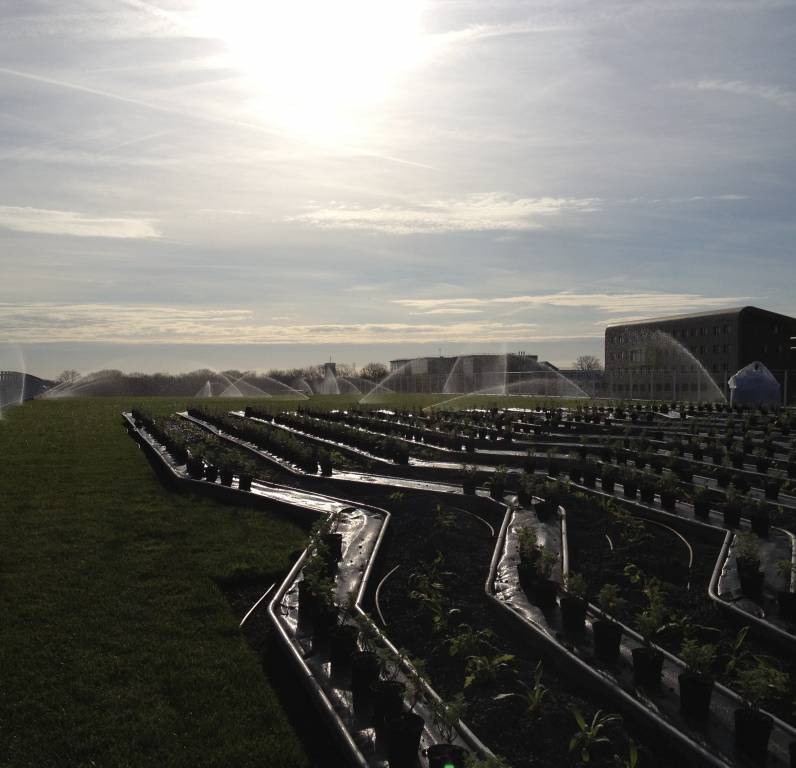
(604, 306), (796, 402)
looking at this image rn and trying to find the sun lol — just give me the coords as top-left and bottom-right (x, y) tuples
(197, 0), (427, 145)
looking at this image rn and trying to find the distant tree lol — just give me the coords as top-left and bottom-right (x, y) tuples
(359, 362), (388, 381)
(573, 355), (603, 371)
(56, 369), (81, 383)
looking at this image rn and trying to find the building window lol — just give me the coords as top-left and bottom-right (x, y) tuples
(713, 326), (719, 336)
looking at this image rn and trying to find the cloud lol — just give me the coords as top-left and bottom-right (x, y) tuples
(678, 79), (796, 109)
(0, 206), (159, 238)
(395, 292), (751, 315)
(290, 193), (599, 234)
(0, 303), (590, 344)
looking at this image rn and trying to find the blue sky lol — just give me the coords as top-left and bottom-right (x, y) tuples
(1, 0), (794, 377)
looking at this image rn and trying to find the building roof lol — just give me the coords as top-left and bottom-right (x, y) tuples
(605, 305), (795, 329)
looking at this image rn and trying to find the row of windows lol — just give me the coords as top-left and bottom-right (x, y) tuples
(613, 381), (714, 392)
(607, 344), (733, 362)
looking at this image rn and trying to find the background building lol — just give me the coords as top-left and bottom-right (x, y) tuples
(387, 353), (562, 394)
(604, 306), (796, 402)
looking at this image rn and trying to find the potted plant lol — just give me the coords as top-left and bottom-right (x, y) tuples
(530, 549), (559, 614)
(639, 471), (657, 504)
(658, 470), (680, 511)
(734, 532), (764, 600)
(628, 569), (667, 690)
(690, 485), (712, 520)
(622, 470), (638, 500)
(238, 472), (252, 491)
(488, 465), (507, 500)
(425, 694), (468, 768)
(560, 572), (589, 634)
(593, 584), (626, 663)
(678, 639), (717, 723)
(568, 708), (621, 766)
(462, 465), (479, 496)
(328, 594), (359, 679)
(204, 463), (219, 483)
(764, 471), (783, 500)
(371, 646), (406, 733)
(384, 659), (427, 768)
(602, 465), (619, 494)
(219, 466), (234, 486)
(186, 456), (204, 479)
(721, 486), (744, 529)
(775, 559), (796, 621)
(582, 460), (598, 488)
(749, 500), (770, 538)
(351, 648), (381, 719)
(734, 660), (789, 762)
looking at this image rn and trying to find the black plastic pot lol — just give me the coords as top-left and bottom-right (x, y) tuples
(640, 486), (655, 504)
(186, 457), (204, 479)
(462, 480), (476, 496)
(734, 707), (773, 762)
(778, 590), (796, 621)
(219, 467), (234, 486)
(737, 560), (764, 600)
(371, 679), (406, 731)
(678, 671), (714, 724)
(632, 646), (663, 690)
(623, 481), (637, 499)
(297, 580), (319, 630)
(385, 712), (425, 768)
(322, 533), (343, 564)
(329, 624), (359, 679)
(534, 499), (556, 523)
(312, 602), (336, 651)
(351, 651), (380, 718)
(238, 473), (252, 492)
(426, 744), (468, 768)
(560, 594), (587, 634)
(204, 464), (219, 483)
(764, 481), (780, 500)
(531, 578), (558, 614)
(750, 510), (770, 538)
(602, 476), (616, 493)
(593, 619), (622, 662)
(660, 492), (677, 512)
(722, 506), (742, 528)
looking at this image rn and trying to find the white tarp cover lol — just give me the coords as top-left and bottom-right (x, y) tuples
(728, 361), (781, 406)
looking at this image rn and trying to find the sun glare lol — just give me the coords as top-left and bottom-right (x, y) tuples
(198, 0), (427, 144)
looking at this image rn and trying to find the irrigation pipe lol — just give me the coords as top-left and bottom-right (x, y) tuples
(239, 583), (275, 628)
(643, 518), (694, 590)
(451, 507), (496, 537)
(373, 564), (399, 626)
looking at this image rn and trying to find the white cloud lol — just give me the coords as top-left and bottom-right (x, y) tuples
(679, 79), (796, 109)
(0, 206), (159, 238)
(290, 193), (599, 234)
(0, 303), (588, 344)
(395, 292), (751, 315)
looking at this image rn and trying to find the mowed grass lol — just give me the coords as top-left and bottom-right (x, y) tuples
(0, 398), (313, 768)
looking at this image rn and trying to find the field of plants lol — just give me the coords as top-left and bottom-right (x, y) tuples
(4, 394), (796, 768)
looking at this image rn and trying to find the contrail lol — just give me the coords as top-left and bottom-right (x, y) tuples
(0, 66), (435, 171)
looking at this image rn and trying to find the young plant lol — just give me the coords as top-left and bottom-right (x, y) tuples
(596, 584), (628, 621)
(463, 755), (512, 768)
(566, 572), (589, 600)
(679, 638), (717, 676)
(493, 660), (548, 717)
(568, 708), (622, 764)
(735, 660), (790, 711)
(723, 626), (752, 678)
(464, 651), (515, 689)
(430, 693), (467, 744)
(447, 623), (498, 660)
(613, 741), (639, 768)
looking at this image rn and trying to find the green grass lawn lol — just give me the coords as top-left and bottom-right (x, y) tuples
(0, 398), (313, 768)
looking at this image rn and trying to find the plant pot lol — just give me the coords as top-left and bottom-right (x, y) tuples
(737, 561), (764, 600)
(602, 477), (616, 493)
(204, 464), (219, 483)
(351, 651), (380, 718)
(534, 499), (556, 522)
(312, 602), (336, 652)
(640, 487), (655, 504)
(734, 707), (773, 762)
(593, 619), (622, 663)
(560, 594), (587, 634)
(660, 492), (677, 511)
(582, 472), (596, 489)
(632, 646), (663, 690)
(764, 482), (780, 501)
(329, 624), (359, 679)
(756, 460), (771, 474)
(750, 511), (770, 538)
(322, 533), (343, 565)
(385, 712), (424, 768)
(517, 562), (538, 596)
(531, 578), (558, 614)
(790, 741), (796, 768)
(238, 473), (252, 492)
(297, 580), (319, 630)
(186, 458), (204, 479)
(462, 481), (476, 496)
(679, 671), (714, 723)
(426, 744), (468, 768)
(778, 590), (796, 621)
(371, 679), (406, 731)
(219, 468), (234, 486)
(623, 482), (637, 499)
(722, 507), (741, 528)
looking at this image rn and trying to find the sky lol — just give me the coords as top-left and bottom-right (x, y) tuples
(1, 0), (795, 378)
